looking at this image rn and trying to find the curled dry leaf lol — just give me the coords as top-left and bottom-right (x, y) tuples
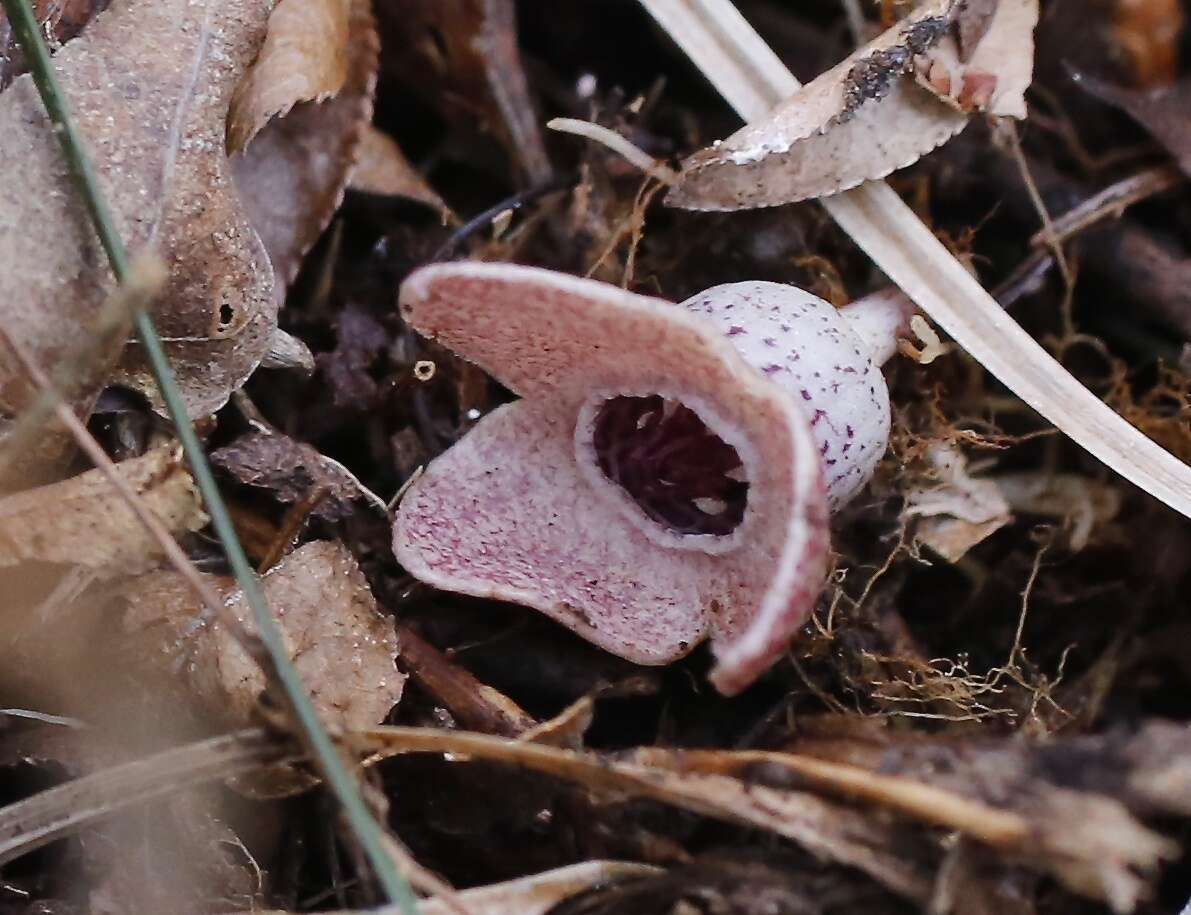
(349, 123), (450, 216)
(1072, 70), (1191, 178)
(0, 443), (205, 576)
(232, 0), (378, 291)
(394, 264), (913, 693)
(122, 541), (404, 731)
(375, 0), (551, 184)
(226, 0), (351, 154)
(210, 430), (386, 522)
(0, 0), (108, 89)
(0, 0), (278, 419)
(668, 0), (1039, 210)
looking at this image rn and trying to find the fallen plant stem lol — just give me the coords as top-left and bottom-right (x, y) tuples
(0, 1), (415, 910)
(547, 117), (679, 185)
(0, 730), (284, 867)
(2, 723), (1169, 910)
(1028, 163), (1184, 250)
(637, 0), (1191, 519)
(352, 728), (1027, 846)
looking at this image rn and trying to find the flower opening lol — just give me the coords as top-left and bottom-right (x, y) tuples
(592, 394), (748, 536)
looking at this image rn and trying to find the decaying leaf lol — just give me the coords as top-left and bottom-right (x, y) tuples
(1110, 0), (1184, 88)
(211, 430), (386, 522)
(1072, 70), (1191, 177)
(913, 0), (1038, 117)
(0, 0), (278, 419)
(903, 443), (1012, 562)
(0, 0), (108, 89)
(668, 0), (1039, 209)
(121, 541), (403, 731)
(375, 0), (551, 184)
(354, 727), (937, 903)
(0, 444), (205, 576)
(232, 0), (379, 289)
(349, 123), (450, 215)
(227, 0), (352, 154)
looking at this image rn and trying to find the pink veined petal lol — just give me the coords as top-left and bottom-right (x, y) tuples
(396, 263), (831, 693)
(394, 398), (709, 663)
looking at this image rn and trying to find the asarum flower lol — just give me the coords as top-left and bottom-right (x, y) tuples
(393, 263), (912, 694)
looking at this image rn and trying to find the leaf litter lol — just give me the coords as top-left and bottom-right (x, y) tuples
(0, 0), (1190, 913)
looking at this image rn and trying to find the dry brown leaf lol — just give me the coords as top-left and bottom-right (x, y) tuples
(668, 0), (1038, 209)
(353, 728), (936, 903)
(375, 0), (551, 184)
(914, 0), (1038, 117)
(349, 123), (450, 215)
(0, 443), (205, 576)
(232, 0), (378, 290)
(227, 0), (351, 154)
(0, 0), (108, 89)
(1073, 71), (1191, 178)
(122, 541), (403, 731)
(1111, 0), (1184, 88)
(0, 0), (279, 418)
(210, 430), (386, 522)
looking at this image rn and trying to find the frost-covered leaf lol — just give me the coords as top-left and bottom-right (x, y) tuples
(122, 541), (403, 730)
(227, 0), (352, 154)
(668, 0), (1039, 210)
(0, 444), (205, 575)
(0, 0), (278, 418)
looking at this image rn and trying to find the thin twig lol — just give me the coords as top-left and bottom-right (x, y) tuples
(636, 0), (1191, 520)
(1030, 163), (1184, 249)
(0, 2), (415, 909)
(993, 163), (1183, 309)
(0, 730), (283, 867)
(547, 117), (679, 185)
(1004, 122), (1074, 293)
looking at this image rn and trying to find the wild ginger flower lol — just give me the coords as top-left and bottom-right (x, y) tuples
(393, 263), (910, 693)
